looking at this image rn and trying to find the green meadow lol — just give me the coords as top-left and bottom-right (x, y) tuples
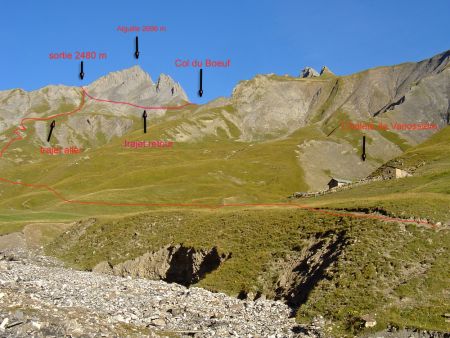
(0, 98), (449, 336)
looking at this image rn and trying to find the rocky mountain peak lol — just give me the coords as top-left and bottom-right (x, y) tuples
(84, 66), (189, 106)
(156, 74), (188, 101)
(87, 66), (153, 94)
(300, 67), (319, 78)
(320, 66), (334, 76)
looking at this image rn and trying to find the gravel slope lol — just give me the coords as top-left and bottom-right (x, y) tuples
(0, 249), (323, 337)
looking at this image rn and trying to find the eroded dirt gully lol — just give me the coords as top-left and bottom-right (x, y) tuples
(91, 230), (348, 310)
(274, 230), (347, 308)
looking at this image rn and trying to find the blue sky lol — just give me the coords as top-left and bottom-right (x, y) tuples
(0, 0), (449, 103)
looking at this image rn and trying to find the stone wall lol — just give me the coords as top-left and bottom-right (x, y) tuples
(291, 161), (426, 199)
(290, 175), (385, 199)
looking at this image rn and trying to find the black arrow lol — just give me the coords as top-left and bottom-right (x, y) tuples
(80, 61), (84, 80)
(47, 120), (56, 142)
(361, 135), (366, 161)
(142, 110), (147, 133)
(198, 68), (203, 97)
(135, 36), (139, 59)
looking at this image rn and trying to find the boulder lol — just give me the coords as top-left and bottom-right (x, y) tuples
(361, 314), (377, 328)
(92, 261), (113, 275)
(150, 318), (166, 327)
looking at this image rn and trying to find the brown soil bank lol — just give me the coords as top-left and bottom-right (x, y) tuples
(93, 244), (230, 286)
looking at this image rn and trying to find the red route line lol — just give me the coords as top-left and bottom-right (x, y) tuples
(0, 89), (434, 227)
(0, 91), (86, 158)
(0, 176), (432, 226)
(81, 87), (196, 110)
(0, 88), (195, 158)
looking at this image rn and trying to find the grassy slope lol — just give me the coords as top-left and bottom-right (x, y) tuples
(0, 109), (415, 226)
(46, 207), (449, 336)
(0, 104), (322, 223)
(45, 127), (450, 336)
(0, 72), (425, 227)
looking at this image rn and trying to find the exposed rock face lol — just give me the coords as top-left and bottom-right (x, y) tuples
(156, 73), (185, 98)
(93, 244), (230, 286)
(0, 66), (188, 149)
(87, 65), (154, 98)
(231, 75), (327, 140)
(2, 51), (448, 148)
(0, 86), (80, 137)
(319, 66), (334, 76)
(229, 50), (450, 142)
(300, 67), (319, 78)
(86, 66), (188, 109)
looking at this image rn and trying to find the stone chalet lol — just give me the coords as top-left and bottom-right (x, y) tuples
(382, 166), (411, 179)
(327, 178), (352, 190)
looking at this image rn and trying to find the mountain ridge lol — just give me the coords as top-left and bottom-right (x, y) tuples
(0, 50), (449, 192)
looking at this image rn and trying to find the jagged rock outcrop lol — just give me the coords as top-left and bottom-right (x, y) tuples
(93, 244), (231, 286)
(300, 67), (319, 78)
(155, 74), (185, 97)
(320, 66), (334, 76)
(86, 66), (188, 109)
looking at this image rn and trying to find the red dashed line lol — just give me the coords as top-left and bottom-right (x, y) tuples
(81, 87), (196, 110)
(0, 91), (86, 157)
(0, 88), (194, 158)
(0, 88), (435, 227)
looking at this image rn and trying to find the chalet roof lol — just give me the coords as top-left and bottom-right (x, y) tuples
(328, 178), (352, 184)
